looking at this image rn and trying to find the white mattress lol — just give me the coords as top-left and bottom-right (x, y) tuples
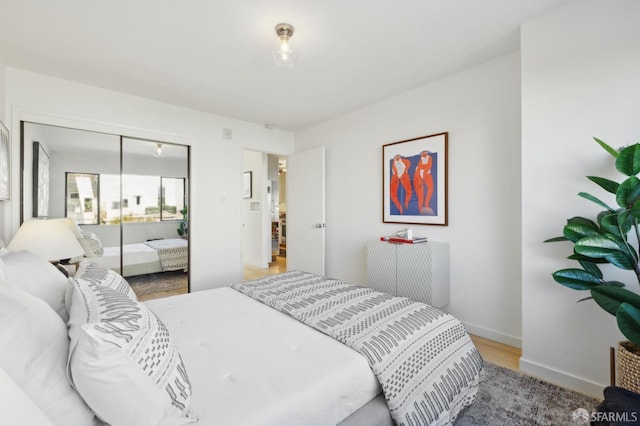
(145, 287), (381, 426)
(89, 243), (160, 270)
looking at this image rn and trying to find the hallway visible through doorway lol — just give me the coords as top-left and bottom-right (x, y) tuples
(243, 256), (286, 280)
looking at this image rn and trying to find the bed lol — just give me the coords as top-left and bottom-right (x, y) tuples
(81, 235), (188, 277)
(0, 251), (482, 426)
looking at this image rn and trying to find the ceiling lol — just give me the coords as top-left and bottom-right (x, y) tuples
(0, 1), (571, 131)
(26, 122), (188, 159)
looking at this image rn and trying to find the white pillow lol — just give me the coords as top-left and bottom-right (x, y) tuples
(67, 279), (196, 425)
(75, 259), (137, 300)
(78, 231), (104, 258)
(0, 282), (96, 425)
(2, 250), (70, 321)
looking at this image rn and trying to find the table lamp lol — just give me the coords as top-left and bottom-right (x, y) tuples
(7, 219), (85, 275)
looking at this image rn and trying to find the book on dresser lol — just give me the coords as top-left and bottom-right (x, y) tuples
(380, 236), (428, 244)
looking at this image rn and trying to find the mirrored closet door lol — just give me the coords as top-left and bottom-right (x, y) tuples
(20, 122), (190, 297)
(121, 138), (189, 297)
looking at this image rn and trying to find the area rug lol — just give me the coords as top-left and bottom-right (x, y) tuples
(127, 270), (188, 298)
(455, 362), (602, 425)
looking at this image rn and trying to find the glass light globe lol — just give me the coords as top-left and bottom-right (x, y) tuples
(273, 39), (298, 67)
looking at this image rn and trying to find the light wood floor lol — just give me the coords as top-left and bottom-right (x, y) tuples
(470, 334), (521, 371)
(242, 260), (522, 372)
(243, 256), (287, 280)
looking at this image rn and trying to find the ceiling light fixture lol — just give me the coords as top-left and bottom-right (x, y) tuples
(273, 23), (297, 68)
(154, 143), (165, 157)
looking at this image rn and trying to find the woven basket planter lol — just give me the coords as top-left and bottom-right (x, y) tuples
(617, 341), (640, 393)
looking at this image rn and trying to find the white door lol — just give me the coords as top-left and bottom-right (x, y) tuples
(286, 147), (325, 275)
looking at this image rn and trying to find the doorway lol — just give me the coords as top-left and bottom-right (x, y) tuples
(242, 150), (286, 279)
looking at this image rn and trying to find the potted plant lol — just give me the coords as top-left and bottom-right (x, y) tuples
(177, 206), (188, 239)
(546, 138), (640, 392)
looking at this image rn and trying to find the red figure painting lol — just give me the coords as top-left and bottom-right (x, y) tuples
(413, 150), (434, 214)
(390, 154), (412, 214)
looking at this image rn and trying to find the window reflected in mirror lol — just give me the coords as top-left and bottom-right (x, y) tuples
(65, 172), (100, 225)
(66, 173), (187, 225)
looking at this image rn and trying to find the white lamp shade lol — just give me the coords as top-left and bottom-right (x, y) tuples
(7, 219), (85, 262)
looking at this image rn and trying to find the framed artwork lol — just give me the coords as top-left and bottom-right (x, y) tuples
(0, 121), (9, 201)
(33, 141), (50, 217)
(382, 132), (448, 225)
(243, 171), (252, 199)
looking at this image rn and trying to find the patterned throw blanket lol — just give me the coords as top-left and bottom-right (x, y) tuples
(144, 238), (188, 271)
(232, 271), (482, 426)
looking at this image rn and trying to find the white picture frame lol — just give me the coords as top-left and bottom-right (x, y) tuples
(243, 171), (252, 199)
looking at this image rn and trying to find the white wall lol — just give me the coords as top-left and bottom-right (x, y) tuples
(521, 0), (640, 398)
(294, 52), (523, 347)
(4, 69), (294, 290)
(0, 57), (8, 239)
(0, 56), (5, 122)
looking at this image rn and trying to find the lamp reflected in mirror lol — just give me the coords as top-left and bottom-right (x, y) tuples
(154, 143), (165, 157)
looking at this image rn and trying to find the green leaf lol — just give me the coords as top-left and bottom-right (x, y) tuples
(606, 250), (639, 270)
(618, 210), (634, 233)
(544, 236), (568, 243)
(617, 176), (640, 208)
(599, 213), (621, 236)
(599, 211), (632, 237)
(578, 192), (614, 211)
(616, 144), (640, 176)
(568, 253), (609, 263)
(587, 176), (619, 194)
(591, 286), (640, 316)
(575, 234), (625, 257)
(631, 200), (640, 219)
(563, 217), (600, 243)
(552, 268), (602, 290)
(595, 137), (619, 158)
(578, 260), (603, 279)
(617, 303), (640, 347)
(602, 280), (626, 287)
(575, 235), (637, 269)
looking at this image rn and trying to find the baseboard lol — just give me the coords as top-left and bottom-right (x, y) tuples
(519, 357), (604, 399)
(462, 321), (522, 349)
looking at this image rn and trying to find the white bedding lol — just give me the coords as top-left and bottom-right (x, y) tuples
(90, 243), (161, 275)
(145, 287), (382, 426)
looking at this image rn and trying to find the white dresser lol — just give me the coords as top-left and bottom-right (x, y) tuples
(366, 240), (450, 308)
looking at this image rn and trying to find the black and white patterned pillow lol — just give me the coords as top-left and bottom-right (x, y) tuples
(75, 259), (137, 300)
(78, 230), (103, 257)
(67, 279), (196, 425)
